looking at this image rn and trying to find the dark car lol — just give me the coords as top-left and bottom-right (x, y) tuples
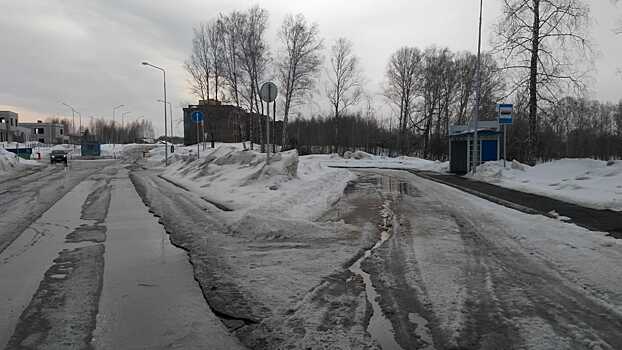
(50, 150), (68, 164)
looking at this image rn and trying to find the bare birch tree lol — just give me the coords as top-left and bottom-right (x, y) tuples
(184, 56), (207, 100)
(326, 38), (362, 152)
(277, 13), (323, 147)
(187, 23), (212, 101)
(494, 0), (592, 162)
(238, 6), (270, 150)
(384, 47), (422, 154)
(219, 12), (244, 107)
(207, 20), (225, 100)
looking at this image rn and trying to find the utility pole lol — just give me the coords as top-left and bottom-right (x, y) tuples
(473, 0), (483, 173)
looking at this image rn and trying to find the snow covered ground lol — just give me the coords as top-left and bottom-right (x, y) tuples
(319, 150), (449, 172)
(470, 159), (622, 211)
(0, 147), (42, 175)
(154, 143), (355, 222)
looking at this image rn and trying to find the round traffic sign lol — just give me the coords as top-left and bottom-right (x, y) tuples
(191, 111), (204, 123)
(259, 82), (278, 103)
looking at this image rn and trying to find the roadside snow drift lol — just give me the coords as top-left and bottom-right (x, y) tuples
(161, 144), (355, 221)
(0, 148), (41, 174)
(470, 159), (622, 211)
(326, 151), (449, 172)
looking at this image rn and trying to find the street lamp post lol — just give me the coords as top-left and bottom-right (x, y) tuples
(121, 111), (131, 144)
(112, 104), (124, 147)
(134, 116), (145, 138)
(78, 112), (82, 135)
(62, 102), (78, 147)
(473, 0), (483, 173)
(157, 99), (174, 139)
(142, 61), (168, 166)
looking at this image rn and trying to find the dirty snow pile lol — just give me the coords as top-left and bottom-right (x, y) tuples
(160, 144), (356, 222)
(470, 159), (622, 211)
(319, 150), (449, 172)
(0, 148), (41, 174)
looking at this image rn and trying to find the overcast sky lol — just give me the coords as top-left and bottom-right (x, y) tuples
(1, 0), (620, 136)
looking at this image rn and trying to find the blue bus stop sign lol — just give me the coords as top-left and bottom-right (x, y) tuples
(497, 104), (513, 125)
(191, 111), (204, 123)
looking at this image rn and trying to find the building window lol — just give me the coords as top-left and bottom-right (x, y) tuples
(37, 128), (45, 134)
(60, 129), (63, 135)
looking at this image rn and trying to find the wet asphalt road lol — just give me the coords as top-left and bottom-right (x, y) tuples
(0, 159), (243, 350)
(2, 158), (622, 349)
(351, 169), (622, 350)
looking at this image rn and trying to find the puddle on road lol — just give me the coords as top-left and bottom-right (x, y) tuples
(92, 170), (242, 349)
(348, 200), (405, 350)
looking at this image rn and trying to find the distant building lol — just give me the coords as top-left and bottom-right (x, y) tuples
(182, 99), (282, 146)
(18, 121), (68, 144)
(0, 111), (19, 142)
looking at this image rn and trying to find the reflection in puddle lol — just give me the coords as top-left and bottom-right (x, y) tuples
(348, 201), (404, 350)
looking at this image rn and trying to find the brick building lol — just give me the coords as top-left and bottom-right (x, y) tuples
(183, 100), (282, 146)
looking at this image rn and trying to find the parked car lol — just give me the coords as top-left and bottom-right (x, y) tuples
(50, 150), (68, 164)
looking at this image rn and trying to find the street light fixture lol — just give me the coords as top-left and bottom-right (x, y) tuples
(142, 61), (168, 166)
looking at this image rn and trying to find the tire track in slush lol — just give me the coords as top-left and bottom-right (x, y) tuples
(2, 164), (115, 349)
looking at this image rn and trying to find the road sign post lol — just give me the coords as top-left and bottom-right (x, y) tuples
(497, 104), (513, 167)
(192, 111), (204, 160)
(259, 82), (278, 164)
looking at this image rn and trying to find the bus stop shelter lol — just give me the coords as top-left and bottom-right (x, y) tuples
(449, 121), (503, 174)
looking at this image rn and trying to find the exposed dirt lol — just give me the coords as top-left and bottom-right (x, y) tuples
(5, 244), (105, 350)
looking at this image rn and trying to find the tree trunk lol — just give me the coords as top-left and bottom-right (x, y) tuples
(528, 0), (540, 164)
(282, 96), (291, 148)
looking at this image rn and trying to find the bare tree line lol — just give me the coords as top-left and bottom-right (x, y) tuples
(47, 117), (155, 144)
(185, 2), (622, 162)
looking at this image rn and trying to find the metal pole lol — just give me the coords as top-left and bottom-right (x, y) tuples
(504, 124), (507, 167)
(142, 62), (168, 165)
(266, 86), (271, 164)
(473, 0), (483, 173)
(113, 107), (116, 147)
(72, 110), (75, 137)
(163, 70), (168, 166)
(169, 102), (174, 139)
(272, 100), (283, 154)
(196, 120), (200, 160)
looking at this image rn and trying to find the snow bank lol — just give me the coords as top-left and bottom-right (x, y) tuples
(0, 148), (41, 174)
(160, 144), (355, 222)
(321, 152), (449, 172)
(470, 159), (622, 211)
